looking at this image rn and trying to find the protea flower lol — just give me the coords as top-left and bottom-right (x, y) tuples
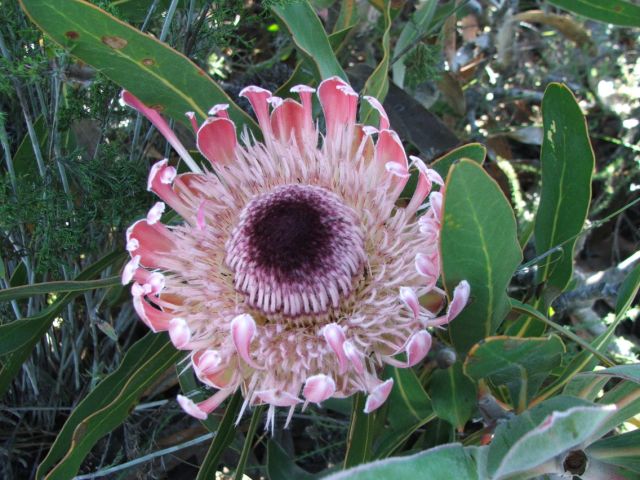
(121, 77), (470, 429)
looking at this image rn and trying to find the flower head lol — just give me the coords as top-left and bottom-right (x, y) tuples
(122, 77), (469, 429)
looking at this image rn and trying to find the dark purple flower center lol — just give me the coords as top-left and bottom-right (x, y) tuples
(226, 184), (365, 317)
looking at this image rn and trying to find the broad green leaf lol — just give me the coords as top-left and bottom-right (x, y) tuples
(440, 159), (522, 353)
(196, 392), (242, 480)
(577, 364), (640, 385)
(271, 1), (347, 81)
(464, 335), (565, 412)
(428, 363), (477, 430)
(0, 276), (119, 303)
(36, 333), (175, 477)
(12, 115), (47, 179)
(563, 374), (609, 401)
(266, 440), (315, 480)
(9, 261), (28, 287)
(110, 0), (179, 21)
(0, 252), (125, 396)
(534, 83), (594, 294)
(374, 366), (435, 458)
(360, 0), (392, 124)
(334, 0), (358, 33)
(429, 143), (486, 179)
(392, 0), (438, 87)
(40, 334), (183, 479)
(326, 443), (485, 480)
(487, 396), (617, 479)
(343, 393), (375, 468)
(616, 262), (640, 317)
(19, 0), (256, 128)
(548, 0), (640, 27)
(587, 430), (640, 473)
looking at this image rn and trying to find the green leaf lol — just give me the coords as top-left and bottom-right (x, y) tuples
(591, 377), (640, 439)
(266, 440), (315, 480)
(548, 0), (640, 27)
(19, 0), (256, 128)
(38, 333), (183, 479)
(464, 335), (565, 412)
(487, 396), (617, 479)
(360, 0), (392, 124)
(109, 0), (180, 21)
(9, 261), (28, 287)
(577, 364), (640, 385)
(235, 405), (265, 479)
(440, 159), (522, 353)
(374, 366), (435, 458)
(325, 443), (486, 480)
(392, 0), (438, 87)
(12, 115), (47, 180)
(0, 276), (120, 303)
(616, 262), (640, 317)
(587, 430), (640, 473)
(343, 393), (375, 469)
(0, 252), (125, 396)
(534, 83), (595, 295)
(428, 363), (477, 430)
(196, 392), (242, 480)
(271, 1), (347, 81)
(430, 143), (486, 179)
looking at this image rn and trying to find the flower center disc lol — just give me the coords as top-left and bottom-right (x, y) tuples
(226, 184), (365, 318)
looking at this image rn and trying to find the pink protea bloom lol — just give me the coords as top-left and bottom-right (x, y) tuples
(121, 77), (470, 429)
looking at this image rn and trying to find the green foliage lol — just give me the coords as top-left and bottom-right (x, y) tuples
(403, 43), (442, 91)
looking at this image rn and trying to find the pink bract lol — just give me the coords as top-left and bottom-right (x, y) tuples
(121, 77), (470, 429)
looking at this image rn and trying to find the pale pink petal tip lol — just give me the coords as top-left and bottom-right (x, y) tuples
(121, 255), (141, 285)
(169, 317), (191, 349)
(231, 313), (262, 369)
(290, 84), (315, 93)
(195, 349), (222, 374)
(406, 330), (432, 367)
(342, 340), (365, 375)
(385, 161), (410, 179)
(362, 125), (379, 136)
(303, 374), (336, 403)
(267, 96), (283, 108)
(448, 280), (471, 321)
(147, 272), (165, 294)
(400, 287), (420, 319)
(363, 95), (390, 130)
(147, 159), (175, 191)
(430, 191), (443, 219)
(322, 323), (348, 374)
(146, 201), (165, 224)
(364, 378), (394, 414)
(177, 394), (208, 420)
(239, 85), (272, 97)
(427, 168), (444, 186)
(208, 103), (229, 116)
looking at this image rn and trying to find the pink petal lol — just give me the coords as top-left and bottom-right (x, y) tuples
(400, 287), (420, 319)
(427, 168), (444, 186)
(419, 215), (440, 244)
(376, 129), (408, 174)
(240, 86), (273, 137)
(318, 76), (357, 139)
(256, 389), (302, 407)
(121, 91), (201, 173)
(126, 219), (176, 268)
(303, 374), (336, 403)
(343, 340), (365, 375)
(208, 103), (229, 118)
(447, 280), (470, 321)
(271, 99), (306, 146)
(430, 191), (443, 220)
(193, 349), (222, 375)
(290, 84), (315, 136)
(196, 117), (237, 166)
(121, 255), (141, 285)
(322, 323), (348, 374)
(415, 253), (439, 290)
(230, 313), (262, 369)
(364, 378), (394, 414)
(363, 95), (390, 130)
(196, 200), (207, 230)
(406, 156), (433, 215)
(177, 388), (234, 420)
(146, 160), (192, 220)
(176, 394), (208, 420)
(169, 317), (191, 349)
(132, 270), (166, 295)
(132, 294), (171, 332)
(146, 201), (165, 225)
(406, 330), (432, 367)
(185, 112), (198, 132)
(173, 172), (205, 200)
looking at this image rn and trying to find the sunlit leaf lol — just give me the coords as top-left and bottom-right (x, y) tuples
(19, 0), (257, 128)
(548, 0), (640, 27)
(441, 159), (522, 353)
